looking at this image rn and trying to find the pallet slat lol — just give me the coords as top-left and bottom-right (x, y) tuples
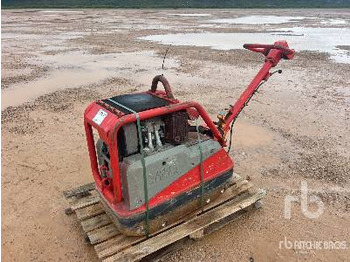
(63, 182), (95, 198)
(81, 214), (112, 232)
(95, 235), (144, 259)
(70, 195), (100, 210)
(75, 203), (105, 221)
(103, 189), (265, 262)
(87, 224), (121, 245)
(202, 180), (251, 213)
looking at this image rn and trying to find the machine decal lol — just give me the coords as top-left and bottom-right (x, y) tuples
(92, 109), (108, 125)
(148, 158), (179, 185)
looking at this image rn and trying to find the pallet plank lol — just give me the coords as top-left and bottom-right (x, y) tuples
(70, 195), (100, 210)
(204, 205), (250, 237)
(147, 238), (193, 262)
(63, 182), (95, 198)
(95, 235), (145, 259)
(75, 203), (105, 221)
(201, 179), (252, 214)
(103, 189), (265, 262)
(94, 235), (128, 254)
(81, 214), (112, 233)
(87, 224), (121, 245)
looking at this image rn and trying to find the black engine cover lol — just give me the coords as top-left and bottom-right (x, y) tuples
(103, 93), (170, 114)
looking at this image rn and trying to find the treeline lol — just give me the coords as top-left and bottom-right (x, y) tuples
(2, 0), (350, 9)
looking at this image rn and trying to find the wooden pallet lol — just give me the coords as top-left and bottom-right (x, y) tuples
(64, 175), (265, 262)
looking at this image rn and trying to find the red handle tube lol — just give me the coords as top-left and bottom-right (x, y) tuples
(223, 40), (294, 134)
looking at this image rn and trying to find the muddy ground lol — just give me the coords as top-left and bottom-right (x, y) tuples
(1, 9), (350, 262)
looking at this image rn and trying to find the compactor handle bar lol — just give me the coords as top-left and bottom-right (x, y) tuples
(219, 41), (294, 135)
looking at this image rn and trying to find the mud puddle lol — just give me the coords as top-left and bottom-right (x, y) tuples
(2, 50), (211, 109)
(1, 51), (177, 109)
(209, 15), (306, 25)
(140, 27), (350, 63)
(321, 18), (348, 25)
(169, 13), (212, 17)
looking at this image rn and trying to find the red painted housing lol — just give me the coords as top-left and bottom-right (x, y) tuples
(84, 90), (233, 216)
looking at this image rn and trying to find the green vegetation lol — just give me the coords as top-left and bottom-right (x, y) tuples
(2, 0), (350, 9)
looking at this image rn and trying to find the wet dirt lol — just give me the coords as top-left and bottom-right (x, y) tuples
(1, 8), (350, 262)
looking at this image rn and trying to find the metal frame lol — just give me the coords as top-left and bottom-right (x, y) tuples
(84, 99), (226, 204)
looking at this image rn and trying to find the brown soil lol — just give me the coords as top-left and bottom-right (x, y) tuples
(2, 9), (350, 262)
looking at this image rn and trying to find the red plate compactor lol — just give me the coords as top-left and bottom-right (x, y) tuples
(84, 41), (294, 236)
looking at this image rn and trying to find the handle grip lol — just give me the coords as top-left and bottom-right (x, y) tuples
(243, 41), (294, 60)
